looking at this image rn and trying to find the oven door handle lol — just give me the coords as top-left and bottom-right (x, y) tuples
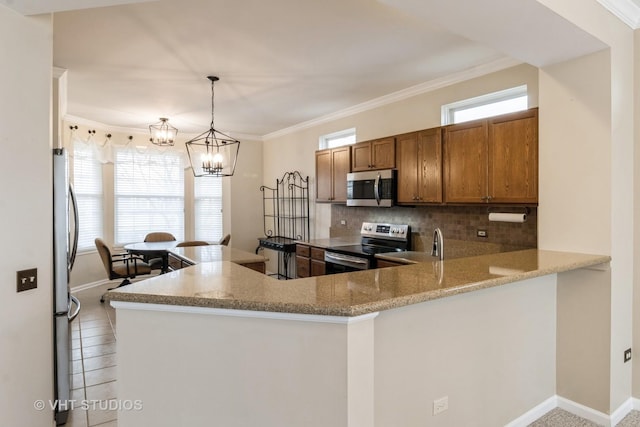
(325, 253), (369, 265)
(374, 173), (381, 206)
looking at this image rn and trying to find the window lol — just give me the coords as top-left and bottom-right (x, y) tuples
(441, 85), (528, 125)
(319, 128), (356, 150)
(73, 142), (103, 251)
(194, 177), (223, 242)
(114, 148), (184, 245)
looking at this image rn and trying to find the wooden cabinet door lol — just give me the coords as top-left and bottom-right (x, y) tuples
(310, 259), (326, 276)
(296, 255), (310, 278)
(488, 109), (538, 203)
(372, 137), (395, 169)
(396, 132), (419, 203)
(315, 149), (332, 202)
(331, 146), (350, 202)
(351, 141), (372, 171)
(443, 120), (488, 203)
(417, 128), (442, 203)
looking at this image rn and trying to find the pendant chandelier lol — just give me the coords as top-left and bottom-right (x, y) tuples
(185, 76), (240, 177)
(149, 117), (177, 146)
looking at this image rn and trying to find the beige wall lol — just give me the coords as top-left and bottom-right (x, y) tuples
(375, 275), (557, 426)
(537, 0), (635, 412)
(115, 306), (371, 427)
(538, 48), (615, 413)
(0, 8), (54, 426)
(557, 266), (612, 413)
(537, 49), (612, 255)
(229, 138), (264, 253)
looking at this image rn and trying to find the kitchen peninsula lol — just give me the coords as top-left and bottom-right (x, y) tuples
(107, 248), (609, 427)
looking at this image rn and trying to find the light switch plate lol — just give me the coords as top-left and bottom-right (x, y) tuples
(17, 268), (37, 292)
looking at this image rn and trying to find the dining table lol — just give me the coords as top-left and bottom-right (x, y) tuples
(124, 241), (178, 273)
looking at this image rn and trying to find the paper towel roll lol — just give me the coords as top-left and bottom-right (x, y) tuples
(488, 212), (527, 223)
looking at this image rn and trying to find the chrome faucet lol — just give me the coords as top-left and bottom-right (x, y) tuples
(431, 228), (444, 261)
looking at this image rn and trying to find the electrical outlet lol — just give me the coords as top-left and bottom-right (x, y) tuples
(433, 396), (448, 415)
(340, 220), (347, 225)
(17, 268), (38, 292)
(477, 229), (487, 238)
(624, 348), (632, 363)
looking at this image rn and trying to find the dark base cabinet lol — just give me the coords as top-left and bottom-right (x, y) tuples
(296, 244), (326, 278)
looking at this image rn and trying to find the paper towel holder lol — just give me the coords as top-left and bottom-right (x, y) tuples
(487, 207), (530, 215)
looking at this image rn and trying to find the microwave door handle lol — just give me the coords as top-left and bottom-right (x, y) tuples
(374, 173), (381, 206)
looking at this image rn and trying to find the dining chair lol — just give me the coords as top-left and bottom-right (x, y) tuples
(176, 240), (210, 247)
(218, 234), (231, 246)
(143, 232), (177, 270)
(144, 232), (176, 242)
(95, 238), (152, 303)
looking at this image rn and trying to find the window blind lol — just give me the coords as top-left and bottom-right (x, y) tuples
(114, 148), (184, 245)
(194, 177), (223, 242)
(73, 143), (103, 251)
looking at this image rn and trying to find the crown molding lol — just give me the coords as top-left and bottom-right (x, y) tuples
(597, 0), (640, 28)
(263, 56), (522, 141)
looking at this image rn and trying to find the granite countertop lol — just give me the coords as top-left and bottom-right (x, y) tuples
(107, 249), (610, 317)
(170, 245), (267, 265)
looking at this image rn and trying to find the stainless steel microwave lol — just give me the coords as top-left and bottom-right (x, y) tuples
(346, 169), (396, 207)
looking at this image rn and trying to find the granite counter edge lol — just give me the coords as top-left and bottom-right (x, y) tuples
(105, 253), (610, 317)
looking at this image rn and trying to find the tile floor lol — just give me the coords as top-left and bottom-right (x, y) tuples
(66, 283), (118, 427)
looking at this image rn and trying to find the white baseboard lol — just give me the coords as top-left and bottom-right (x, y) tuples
(505, 396), (557, 427)
(507, 395), (634, 427)
(71, 279), (109, 292)
(71, 272), (161, 293)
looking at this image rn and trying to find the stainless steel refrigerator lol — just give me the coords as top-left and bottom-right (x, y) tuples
(53, 148), (80, 425)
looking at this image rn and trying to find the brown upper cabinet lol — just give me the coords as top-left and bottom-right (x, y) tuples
(396, 128), (442, 204)
(351, 137), (395, 171)
(443, 108), (538, 204)
(315, 146), (351, 203)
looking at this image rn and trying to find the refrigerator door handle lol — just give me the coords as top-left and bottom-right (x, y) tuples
(68, 295), (81, 322)
(68, 184), (79, 272)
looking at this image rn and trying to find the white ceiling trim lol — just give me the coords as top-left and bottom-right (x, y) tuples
(263, 56), (522, 141)
(597, 0), (640, 28)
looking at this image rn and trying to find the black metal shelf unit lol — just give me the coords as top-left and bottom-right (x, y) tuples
(258, 171), (310, 279)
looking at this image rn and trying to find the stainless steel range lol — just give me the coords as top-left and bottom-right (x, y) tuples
(324, 222), (411, 274)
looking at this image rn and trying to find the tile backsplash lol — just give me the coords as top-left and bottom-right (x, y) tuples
(330, 204), (537, 251)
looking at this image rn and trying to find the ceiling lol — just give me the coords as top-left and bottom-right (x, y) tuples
(3, 0), (616, 138)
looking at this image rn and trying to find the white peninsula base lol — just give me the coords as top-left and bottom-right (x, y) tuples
(112, 274), (559, 427)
